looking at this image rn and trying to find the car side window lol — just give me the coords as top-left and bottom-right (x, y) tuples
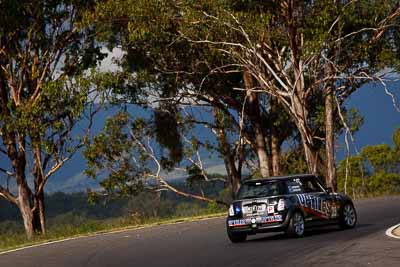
(301, 177), (324, 193)
(317, 176), (327, 189)
(285, 178), (304, 194)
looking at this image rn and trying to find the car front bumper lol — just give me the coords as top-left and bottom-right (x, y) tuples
(227, 212), (291, 234)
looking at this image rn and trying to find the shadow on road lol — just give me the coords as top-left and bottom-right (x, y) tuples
(246, 224), (374, 243)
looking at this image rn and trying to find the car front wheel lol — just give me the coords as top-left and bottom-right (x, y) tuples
(286, 211), (305, 238)
(339, 203), (357, 229)
(227, 228), (247, 243)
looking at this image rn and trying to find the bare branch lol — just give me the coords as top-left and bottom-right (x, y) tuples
(0, 167), (15, 177)
(130, 130), (227, 205)
(377, 78), (400, 113)
(181, 135), (225, 183)
(335, 95), (359, 194)
(38, 102), (101, 195)
(159, 180), (228, 206)
(0, 184), (17, 204)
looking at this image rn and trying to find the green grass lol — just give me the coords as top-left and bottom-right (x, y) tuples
(0, 210), (227, 253)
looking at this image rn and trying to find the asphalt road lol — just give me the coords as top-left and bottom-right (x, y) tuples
(1, 196), (400, 267)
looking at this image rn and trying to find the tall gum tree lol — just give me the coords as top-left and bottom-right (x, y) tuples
(0, 0), (105, 238)
(89, 0), (285, 194)
(91, 0), (399, 191)
(178, 0), (400, 188)
(243, 70), (271, 178)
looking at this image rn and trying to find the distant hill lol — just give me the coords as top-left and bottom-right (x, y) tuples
(43, 105), (221, 193)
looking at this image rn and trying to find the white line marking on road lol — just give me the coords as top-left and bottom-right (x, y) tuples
(0, 236), (90, 256)
(0, 215), (225, 256)
(385, 223), (400, 239)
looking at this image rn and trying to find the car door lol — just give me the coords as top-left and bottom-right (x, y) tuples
(314, 177), (341, 221)
(298, 176), (336, 224)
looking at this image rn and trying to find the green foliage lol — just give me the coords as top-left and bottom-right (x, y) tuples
(84, 107), (224, 201)
(337, 128), (400, 198)
(154, 107), (183, 163)
(392, 128), (400, 152)
(337, 155), (367, 198)
(361, 144), (394, 173)
(0, 0), (112, 238)
(2, 0), (399, 239)
(84, 112), (146, 196)
(368, 172), (400, 195)
(87, 0), (400, 182)
(280, 149), (309, 175)
(345, 108), (365, 134)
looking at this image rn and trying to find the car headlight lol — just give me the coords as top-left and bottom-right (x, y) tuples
(229, 204), (235, 216)
(229, 204), (242, 216)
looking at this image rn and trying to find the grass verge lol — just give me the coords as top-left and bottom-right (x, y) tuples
(0, 211), (226, 254)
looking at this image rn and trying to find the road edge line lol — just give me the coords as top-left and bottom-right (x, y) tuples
(0, 213), (226, 256)
(385, 224), (400, 239)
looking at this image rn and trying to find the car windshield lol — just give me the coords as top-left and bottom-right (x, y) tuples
(237, 181), (283, 199)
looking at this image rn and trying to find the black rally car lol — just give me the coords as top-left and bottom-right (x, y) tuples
(226, 174), (357, 242)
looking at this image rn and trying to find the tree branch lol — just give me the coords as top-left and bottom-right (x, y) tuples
(130, 130), (228, 206)
(0, 184), (17, 205)
(0, 167), (14, 177)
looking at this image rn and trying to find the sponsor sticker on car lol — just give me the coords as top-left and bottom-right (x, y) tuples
(267, 205), (275, 214)
(260, 215), (283, 223)
(244, 204), (266, 213)
(228, 219), (247, 227)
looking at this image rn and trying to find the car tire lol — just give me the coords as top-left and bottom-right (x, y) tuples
(286, 211), (305, 238)
(227, 229), (247, 243)
(339, 203), (357, 229)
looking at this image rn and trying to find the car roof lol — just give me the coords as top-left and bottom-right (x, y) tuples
(242, 174), (316, 184)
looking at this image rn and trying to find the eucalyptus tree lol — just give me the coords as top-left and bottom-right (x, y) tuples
(84, 108), (234, 205)
(337, 129), (400, 198)
(0, 0), (105, 238)
(177, 0), (400, 190)
(89, 0), (400, 196)
(88, 0), (298, 197)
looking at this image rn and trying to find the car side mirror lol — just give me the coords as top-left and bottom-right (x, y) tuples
(326, 187), (333, 193)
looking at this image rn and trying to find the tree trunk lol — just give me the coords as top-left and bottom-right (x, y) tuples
(152, 191), (161, 217)
(271, 132), (281, 176)
(270, 97), (281, 176)
(39, 195), (46, 234)
(288, 23), (323, 176)
(33, 192), (46, 235)
(33, 146), (46, 234)
(291, 92), (320, 174)
(325, 86), (337, 191)
(221, 140), (241, 196)
(243, 71), (271, 178)
(214, 108), (241, 197)
(8, 133), (36, 240)
(302, 139), (319, 174)
(229, 155), (241, 195)
(33, 179), (46, 234)
(360, 162), (366, 197)
(17, 182), (34, 240)
(6, 149), (36, 239)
